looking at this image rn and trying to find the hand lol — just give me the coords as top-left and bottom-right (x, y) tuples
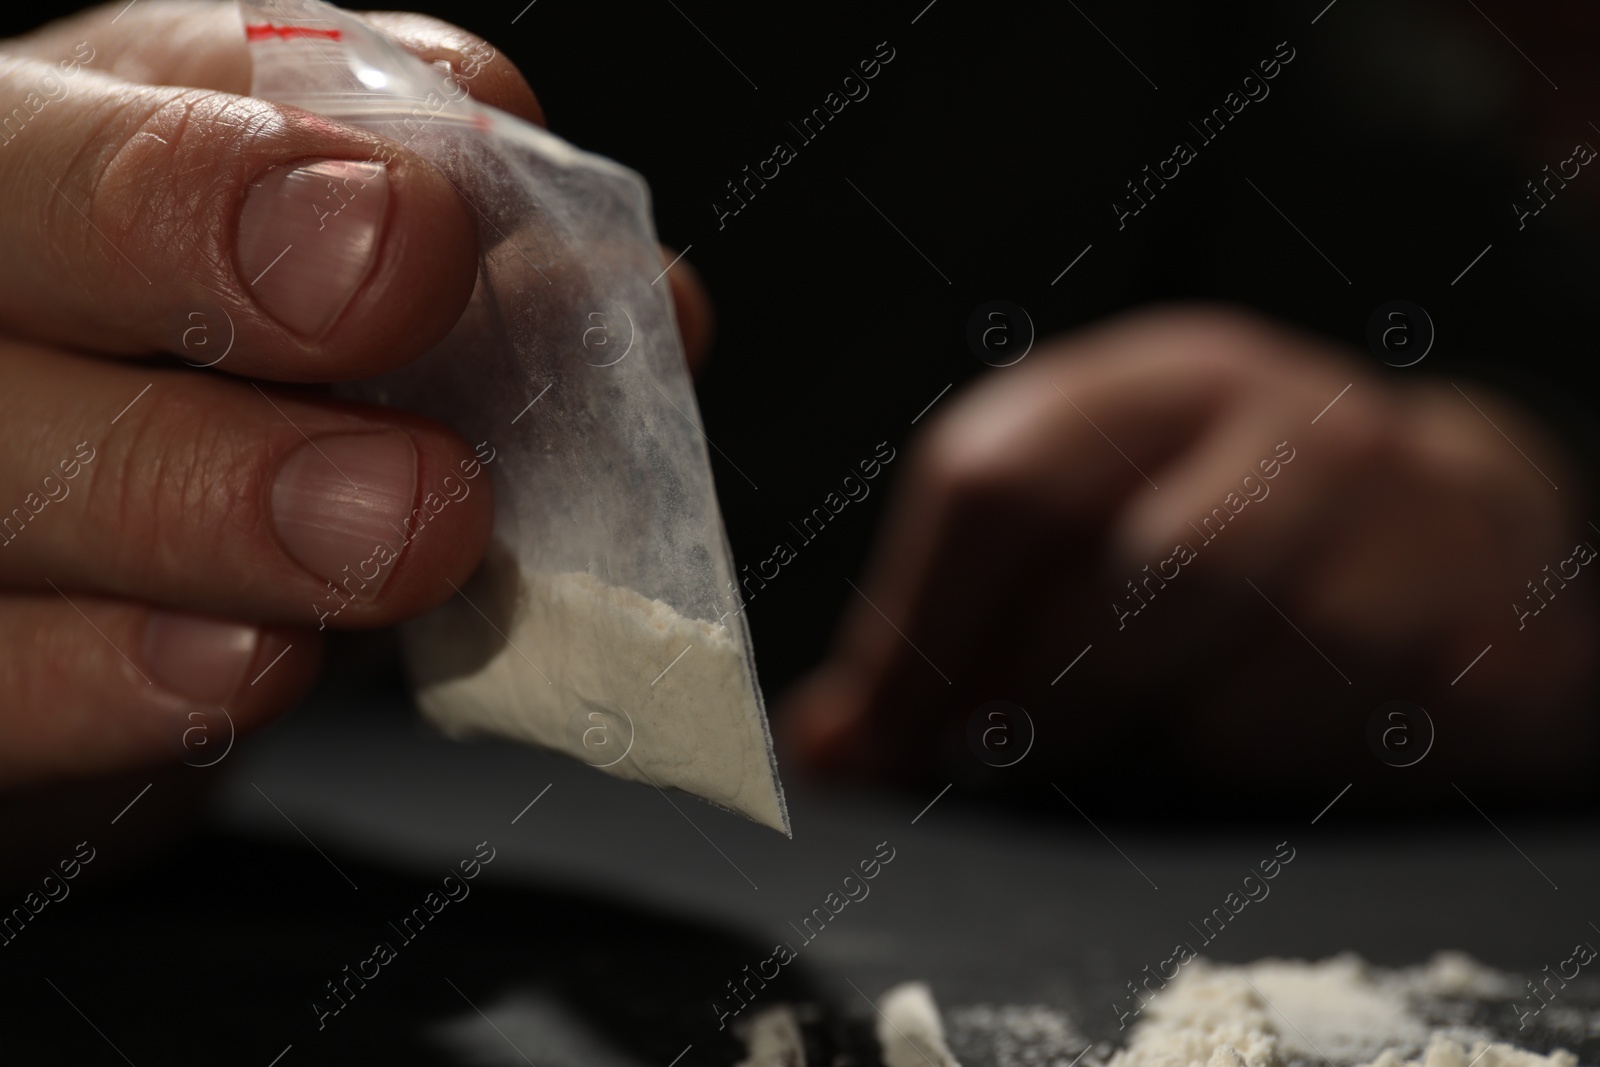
(0, 2), (710, 785)
(780, 306), (1599, 790)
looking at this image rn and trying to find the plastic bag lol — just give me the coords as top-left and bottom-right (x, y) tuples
(242, 0), (789, 834)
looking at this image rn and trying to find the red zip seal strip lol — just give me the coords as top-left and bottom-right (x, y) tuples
(245, 23), (344, 42)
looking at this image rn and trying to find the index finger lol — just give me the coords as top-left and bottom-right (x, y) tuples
(0, 2), (550, 381)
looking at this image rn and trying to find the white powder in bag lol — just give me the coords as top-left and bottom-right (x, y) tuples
(406, 566), (788, 834)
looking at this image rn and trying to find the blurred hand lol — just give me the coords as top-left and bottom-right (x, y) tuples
(0, 1), (710, 785)
(781, 306), (1599, 788)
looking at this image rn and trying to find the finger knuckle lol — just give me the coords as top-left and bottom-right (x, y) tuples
(1323, 397), (1396, 472)
(73, 89), (249, 272)
(90, 384), (264, 580)
(1127, 305), (1282, 382)
(916, 411), (1033, 516)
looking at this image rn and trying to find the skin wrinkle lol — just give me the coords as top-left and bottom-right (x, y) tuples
(101, 389), (257, 596)
(91, 384), (159, 586)
(51, 76), (160, 196)
(89, 91), (217, 269)
(3, 64), (122, 302)
(130, 401), (218, 580)
(41, 88), (176, 300)
(134, 99), (238, 270)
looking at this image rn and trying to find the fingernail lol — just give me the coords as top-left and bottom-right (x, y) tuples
(142, 612), (259, 702)
(237, 159), (389, 338)
(270, 432), (418, 592)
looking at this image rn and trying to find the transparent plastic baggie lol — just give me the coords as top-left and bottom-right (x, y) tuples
(243, 0), (789, 833)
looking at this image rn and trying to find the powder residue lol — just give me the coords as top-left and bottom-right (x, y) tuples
(947, 1003), (1090, 1067)
(1104, 955), (1575, 1067)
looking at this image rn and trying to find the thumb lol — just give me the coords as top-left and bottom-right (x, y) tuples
(0, 53), (477, 379)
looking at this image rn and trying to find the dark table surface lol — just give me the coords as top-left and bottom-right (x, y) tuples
(4, 683), (1598, 1067)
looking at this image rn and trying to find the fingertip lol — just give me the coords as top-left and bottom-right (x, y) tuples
(0, 598), (324, 786)
(359, 11), (546, 126)
(1106, 493), (1185, 575)
(352, 415), (497, 624)
(139, 611), (323, 738)
(226, 625), (325, 734)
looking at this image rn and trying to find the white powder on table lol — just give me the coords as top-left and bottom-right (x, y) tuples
(1362, 1038), (1575, 1067)
(406, 567), (788, 834)
(1103, 955), (1574, 1067)
(881, 955), (1573, 1067)
(735, 1006), (808, 1067)
(879, 983), (964, 1067)
(948, 1003), (1089, 1067)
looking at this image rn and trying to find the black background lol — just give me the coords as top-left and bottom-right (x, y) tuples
(9, 0), (1599, 701)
